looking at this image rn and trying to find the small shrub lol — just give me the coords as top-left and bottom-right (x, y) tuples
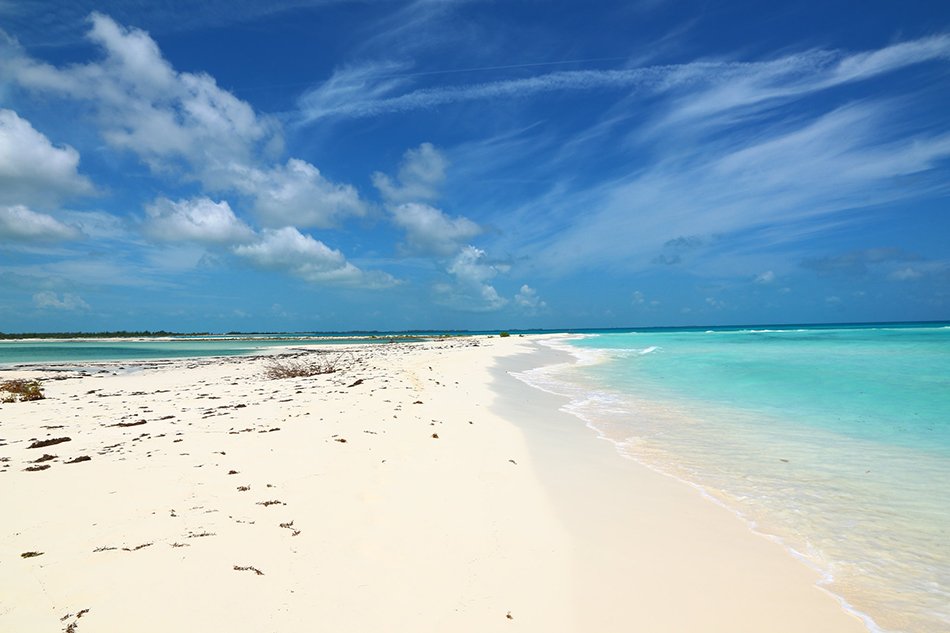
(1, 379), (45, 403)
(263, 357), (338, 379)
(499, 331), (511, 338)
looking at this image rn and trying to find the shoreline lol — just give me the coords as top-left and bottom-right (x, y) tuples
(2, 336), (867, 631)
(491, 338), (868, 632)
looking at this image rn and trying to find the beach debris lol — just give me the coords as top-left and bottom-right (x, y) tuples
(234, 565), (264, 576)
(61, 608), (90, 633)
(20, 551), (43, 558)
(237, 485), (250, 491)
(109, 419), (147, 427)
(170, 542), (189, 548)
(279, 520), (301, 536)
(413, 400), (423, 404)
(1, 379), (45, 402)
(66, 456), (91, 464)
(431, 433), (439, 439)
(256, 500), (285, 507)
(24, 464), (51, 471)
(93, 546), (117, 552)
(186, 531), (215, 538)
(334, 437), (347, 443)
(506, 611), (513, 620)
(264, 356), (339, 379)
(28, 436), (71, 449)
(509, 459), (517, 465)
(122, 542), (153, 552)
(32, 453), (57, 463)
(228, 470), (239, 474)
(347, 379), (364, 388)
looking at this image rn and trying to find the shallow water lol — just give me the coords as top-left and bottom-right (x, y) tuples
(0, 336), (394, 365)
(515, 325), (950, 633)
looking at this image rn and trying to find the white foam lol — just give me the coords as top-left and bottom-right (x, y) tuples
(510, 336), (890, 633)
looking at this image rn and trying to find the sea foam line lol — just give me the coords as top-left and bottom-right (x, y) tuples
(514, 335), (884, 633)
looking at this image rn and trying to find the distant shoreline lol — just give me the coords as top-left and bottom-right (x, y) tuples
(1, 320), (946, 341)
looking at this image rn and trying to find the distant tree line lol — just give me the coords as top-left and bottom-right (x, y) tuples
(0, 331), (206, 340)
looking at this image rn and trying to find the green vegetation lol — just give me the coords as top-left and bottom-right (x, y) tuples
(1, 379), (45, 403)
(0, 331), (206, 340)
(499, 331), (511, 337)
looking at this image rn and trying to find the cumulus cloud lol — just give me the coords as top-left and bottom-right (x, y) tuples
(372, 141), (490, 304)
(514, 284), (546, 311)
(440, 245), (507, 310)
(234, 227), (395, 287)
(389, 202), (481, 256)
(33, 291), (90, 311)
(373, 142), (448, 204)
(0, 109), (93, 206)
(4, 14), (276, 174)
(374, 143), (480, 255)
(754, 270), (775, 284)
(230, 159), (367, 229)
(0, 204), (81, 242)
(4, 14), (367, 230)
(144, 196), (254, 244)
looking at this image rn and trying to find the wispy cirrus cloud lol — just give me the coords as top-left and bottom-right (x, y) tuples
(296, 35), (950, 123)
(0, 0), (386, 46)
(503, 101), (950, 275)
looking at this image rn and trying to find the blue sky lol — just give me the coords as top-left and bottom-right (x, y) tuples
(1, 0), (948, 332)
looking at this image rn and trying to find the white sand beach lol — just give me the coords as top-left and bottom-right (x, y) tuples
(0, 336), (867, 632)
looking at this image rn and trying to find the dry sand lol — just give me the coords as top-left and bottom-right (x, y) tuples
(0, 336), (868, 632)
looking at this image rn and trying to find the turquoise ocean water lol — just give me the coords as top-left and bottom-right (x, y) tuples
(515, 324), (950, 633)
(0, 336), (396, 365)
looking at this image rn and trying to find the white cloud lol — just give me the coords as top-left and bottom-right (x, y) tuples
(12, 22), (252, 170)
(4, 14), (365, 230)
(0, 204), (81, 242)
(297, 36), (950, 123)
(515, 284), (546, 311)
(234, 227), (395, 287)
(507, 102), (950, 275)
(755, 270), (775, 284)
(389, 202), (481, 256)
(440, 245), (507, 310)
(144, 196), (254, 244)
(889, 267), (923, 281)
(0, 109), (93, 206)
(230, 159), (367, 229)
(298, 62), (662, 123)
(632, 290), (645, 304)
(5, 14), (276, 174)
(372, 142), (448, 204)
(33, 291), (90, 311)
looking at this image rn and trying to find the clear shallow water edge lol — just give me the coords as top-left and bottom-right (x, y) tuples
(513, 324), (950, 633)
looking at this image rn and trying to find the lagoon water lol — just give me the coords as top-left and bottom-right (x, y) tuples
(517, 324), (950, 633)
(0, 336), (398, 365)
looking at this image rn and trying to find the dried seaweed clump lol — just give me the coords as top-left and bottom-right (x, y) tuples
(263, 357), (339, 379)
(1, 379), (45, 403)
